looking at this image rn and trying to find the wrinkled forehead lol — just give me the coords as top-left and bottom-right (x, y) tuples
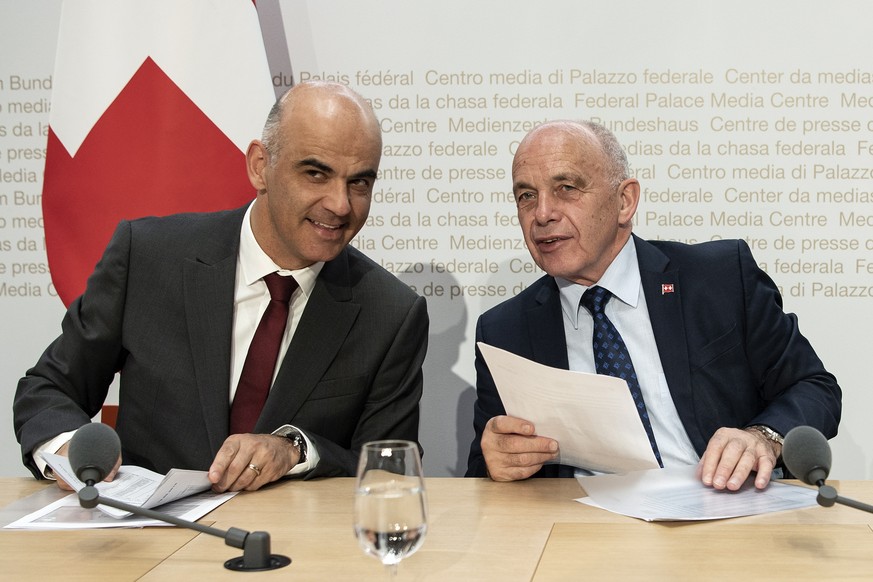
(512, 124), (602, 182)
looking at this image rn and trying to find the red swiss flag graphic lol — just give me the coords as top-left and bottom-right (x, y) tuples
(43, 58), (256, 306)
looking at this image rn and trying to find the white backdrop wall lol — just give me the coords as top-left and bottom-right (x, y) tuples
(1, 0), (871, 479)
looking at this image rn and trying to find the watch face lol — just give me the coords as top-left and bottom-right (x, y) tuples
(275, 428), (306, 461)
(289, 432), (307, 461)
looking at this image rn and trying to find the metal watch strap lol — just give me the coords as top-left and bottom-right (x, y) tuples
(748, 424), (784, 445)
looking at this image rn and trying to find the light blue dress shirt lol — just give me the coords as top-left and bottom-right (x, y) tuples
(558, 237), (699, 473)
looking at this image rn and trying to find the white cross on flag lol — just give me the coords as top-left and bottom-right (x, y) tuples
(42, 0), (275, 305)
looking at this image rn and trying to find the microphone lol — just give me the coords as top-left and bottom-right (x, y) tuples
(781, 425), (831, 486)
(782, 425), (873, 514)
(68, 422), (290, 571)
(68, 422), (121, 485)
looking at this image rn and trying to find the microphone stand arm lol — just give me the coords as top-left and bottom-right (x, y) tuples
(78, 485), (289, 571)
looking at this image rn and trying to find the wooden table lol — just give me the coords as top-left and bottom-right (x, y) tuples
(2, 478), (872, 580)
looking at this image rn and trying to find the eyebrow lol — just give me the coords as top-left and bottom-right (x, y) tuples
(513, 172), (579, 192)
(296, 157), (333, 174)
(351, 168), (378, 181)
(551, 172), (580, 184)
(512, 179), (534, 193)
(296, 157), (378, 181)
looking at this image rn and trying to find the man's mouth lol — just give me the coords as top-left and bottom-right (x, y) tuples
(309, 218), (343, 231)
(536, 234), (567, 245)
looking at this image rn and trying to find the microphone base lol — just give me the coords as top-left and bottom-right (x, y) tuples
(224, 554), (291, 571)
(77, 488), (292, 570)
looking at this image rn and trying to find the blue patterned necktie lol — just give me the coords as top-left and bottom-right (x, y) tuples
(580, 286), (663, 467)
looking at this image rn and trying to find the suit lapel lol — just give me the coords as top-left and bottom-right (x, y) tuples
(257, 249), (360, 429)
(526, 278), (570, 369)
(635, 236), (705, 450)
(183, 207), (246, 454)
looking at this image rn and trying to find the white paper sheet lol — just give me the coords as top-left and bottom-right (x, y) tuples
(478, 342), (659, 473)
(4, 453), (236, 529)
(3, 488), (235, 529)
(41, 453), (214, 518)
(576, 465), (818, 521)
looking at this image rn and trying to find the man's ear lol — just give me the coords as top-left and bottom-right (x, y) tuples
(618, 178), (640, 227)
(246, 140), (268, 191)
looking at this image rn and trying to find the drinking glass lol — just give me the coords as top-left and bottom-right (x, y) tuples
(354, 440), (427, 578)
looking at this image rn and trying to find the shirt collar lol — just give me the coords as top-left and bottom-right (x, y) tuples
(238, 201), (324, 297)
(557, 236), (640, 328)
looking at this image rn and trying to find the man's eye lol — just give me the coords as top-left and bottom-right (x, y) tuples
(516, 192), (536, 208)
(349, 179), (373, 194)
(557, 185), (582, 200)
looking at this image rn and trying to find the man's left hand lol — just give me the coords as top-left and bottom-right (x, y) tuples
(208, 434), (299, 492)
(697, 427), (781, 490)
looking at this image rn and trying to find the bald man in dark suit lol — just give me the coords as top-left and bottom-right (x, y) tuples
(15, 82), (428, 491)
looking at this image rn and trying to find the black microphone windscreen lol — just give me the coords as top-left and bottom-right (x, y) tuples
(782, 425), (832, 485)
(68, 422), (121, 482)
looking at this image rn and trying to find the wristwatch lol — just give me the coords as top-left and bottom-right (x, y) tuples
(275, 426), (308, 464)
(747, 424), (784, 446)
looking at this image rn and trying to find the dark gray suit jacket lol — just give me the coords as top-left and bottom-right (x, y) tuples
(15, 205), (428, 478)
(466, 236), (840, 478)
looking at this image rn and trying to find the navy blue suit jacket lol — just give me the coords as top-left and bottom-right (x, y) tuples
(466, 236), (840, 478)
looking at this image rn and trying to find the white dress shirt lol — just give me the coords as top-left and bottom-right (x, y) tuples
(231, 202), (323, 401)
(229, 202), (322, 474)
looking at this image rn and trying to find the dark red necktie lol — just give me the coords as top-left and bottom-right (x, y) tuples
(230, 272), (298, 434)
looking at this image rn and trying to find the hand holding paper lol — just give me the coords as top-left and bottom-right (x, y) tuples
(480, 414), (561, 481)
(478, 342), (659, 474)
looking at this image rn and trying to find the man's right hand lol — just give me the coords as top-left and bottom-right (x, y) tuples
(51, 441), (121, 491)
(481, 415), (559, 481)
